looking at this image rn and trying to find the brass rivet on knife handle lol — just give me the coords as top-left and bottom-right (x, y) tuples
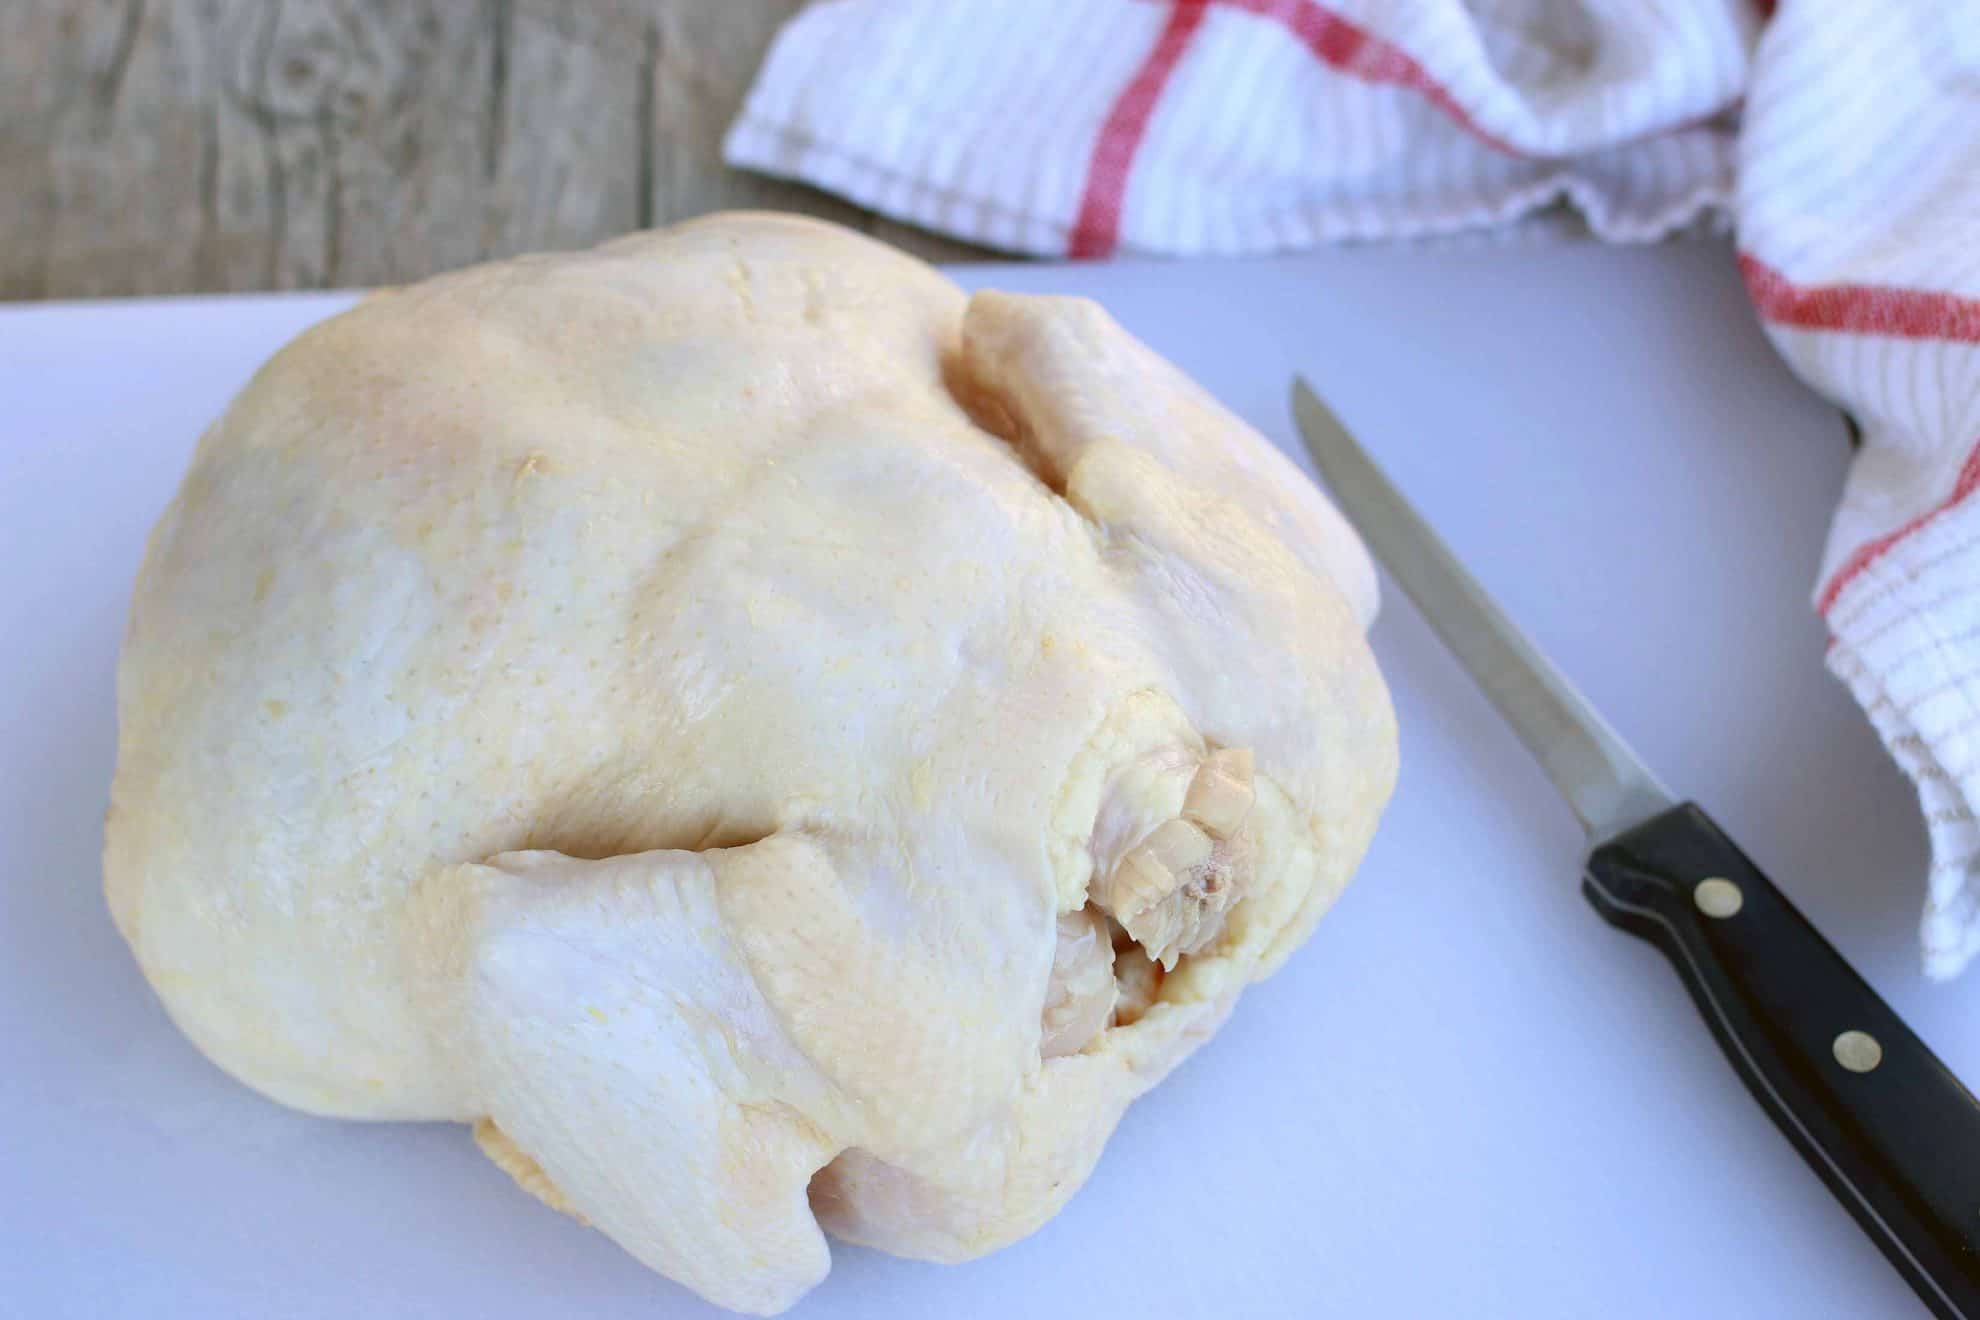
(1834, 1031), (1885, 1074)
(1694, 877), (1744, 918)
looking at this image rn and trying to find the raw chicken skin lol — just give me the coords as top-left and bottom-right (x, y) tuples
(103, 214), (1396, 1314)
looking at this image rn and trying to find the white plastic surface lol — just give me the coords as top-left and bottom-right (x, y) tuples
(2, 239), (1967, 1318)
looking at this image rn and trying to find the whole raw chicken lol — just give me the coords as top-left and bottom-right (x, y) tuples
(104, 213), (1396, 1315)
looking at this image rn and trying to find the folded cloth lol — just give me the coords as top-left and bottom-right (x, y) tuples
(728, 0), (1980, 976)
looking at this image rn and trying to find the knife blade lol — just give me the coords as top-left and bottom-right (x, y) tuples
(1290, 381), (1673, 843)
(1291, 376), (1980, 1320)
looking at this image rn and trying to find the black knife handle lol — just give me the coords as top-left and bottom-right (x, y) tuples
(1584, 803), (1980, 1318)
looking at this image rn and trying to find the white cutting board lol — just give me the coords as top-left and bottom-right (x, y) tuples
(2, 238), (1970, 1319)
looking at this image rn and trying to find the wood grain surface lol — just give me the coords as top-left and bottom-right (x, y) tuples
(0, 0), (987, 301)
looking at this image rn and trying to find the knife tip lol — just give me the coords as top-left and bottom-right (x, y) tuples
(1289, 375), (1353, 463)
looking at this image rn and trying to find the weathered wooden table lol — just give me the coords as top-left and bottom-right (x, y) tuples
(1, 0), (983, 301)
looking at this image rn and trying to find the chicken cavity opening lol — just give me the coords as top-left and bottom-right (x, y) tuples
(1041, 746), (1257, 1058)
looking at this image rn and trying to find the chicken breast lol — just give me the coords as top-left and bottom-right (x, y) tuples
(103, 213), (1396, 1315)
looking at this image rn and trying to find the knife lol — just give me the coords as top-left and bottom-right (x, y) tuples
(1291, 377), (1980, 1319)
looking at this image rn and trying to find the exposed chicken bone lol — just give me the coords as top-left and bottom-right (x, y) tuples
(1182, 747), (1255, 840)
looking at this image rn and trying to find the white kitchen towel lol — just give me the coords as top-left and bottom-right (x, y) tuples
(728, 0), (1980, 976)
